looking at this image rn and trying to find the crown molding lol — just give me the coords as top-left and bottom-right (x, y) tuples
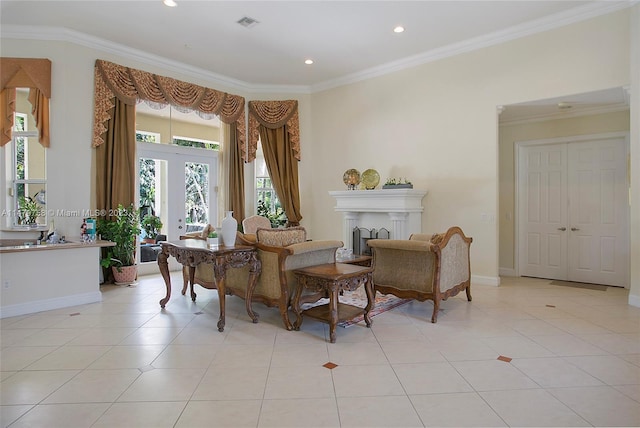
(310, 1), (634, 93)
(500, 103), (630, 126)
(1, 1), (633, 95)
(0, 25), (311, 95)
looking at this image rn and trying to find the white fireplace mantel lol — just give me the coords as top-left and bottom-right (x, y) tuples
(329, 189), (427, 250)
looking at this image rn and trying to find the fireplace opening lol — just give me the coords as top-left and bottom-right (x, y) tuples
(353, 227), (390, 255)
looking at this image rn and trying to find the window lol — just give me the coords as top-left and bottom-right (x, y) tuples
(255, 143), (286, 227)
(136, 130), (160, 144)
(4, 101), (47, 228)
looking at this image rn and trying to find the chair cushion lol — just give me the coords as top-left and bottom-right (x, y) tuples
(256, 226), (306, 247)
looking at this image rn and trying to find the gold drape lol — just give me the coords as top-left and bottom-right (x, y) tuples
(249, 100), (302, 225)
(0, 88), (15, 147)
(228, 122), (245, 225)
(0, 58), (51, 147)
(28, 88), (50, 148)
(95, 98), (136, 213)
(259, 125), (302, 226)
(248, 100), (299, 162)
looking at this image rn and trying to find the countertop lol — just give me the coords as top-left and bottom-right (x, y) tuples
(0, 239), (115, 254)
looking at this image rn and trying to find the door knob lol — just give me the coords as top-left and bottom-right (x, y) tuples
(571, 227), (580, 231)
(557, 227), (567, 231)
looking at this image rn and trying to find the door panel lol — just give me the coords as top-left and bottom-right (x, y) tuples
(518, 135), (629, 287)
(518, 144), (568, 280)
(567, 139), (628, 286)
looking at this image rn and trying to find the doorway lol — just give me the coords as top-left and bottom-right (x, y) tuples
(516, 132), (629, 287)
(137, 141), (218, 273)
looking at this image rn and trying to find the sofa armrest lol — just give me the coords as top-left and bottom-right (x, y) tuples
(430, 227), (472, 293)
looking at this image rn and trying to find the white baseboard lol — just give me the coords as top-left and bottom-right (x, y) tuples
(0, 291), (102, 319)
(471, 275), (501, 286)
(499, 267), (516, 277)
(629, 293), (640, 308)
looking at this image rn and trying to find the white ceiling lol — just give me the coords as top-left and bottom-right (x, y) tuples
(0, 0), (631, 120)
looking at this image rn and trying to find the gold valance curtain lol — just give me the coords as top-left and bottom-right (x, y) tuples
(92, 59), (247, 213)
(249, 100), (302, 226)
(0, 58), (51, 147)
(92, 59), (246, 149)
(247, 100), (299, 163)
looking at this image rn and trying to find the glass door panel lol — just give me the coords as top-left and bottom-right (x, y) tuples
(137, 142), (217, 269)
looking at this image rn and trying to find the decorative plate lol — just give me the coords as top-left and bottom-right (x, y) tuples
(343, 169), (361, 189)
(361, 169), (380, 189)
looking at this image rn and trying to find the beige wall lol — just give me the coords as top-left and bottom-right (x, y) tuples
(308, 10), (632, 284)
(498, 110), (631, 271)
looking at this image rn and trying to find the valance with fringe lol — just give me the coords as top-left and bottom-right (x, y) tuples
(0, 57), (51, 147)
(248, 100), (299, 162)
(92, 59), (246, 157)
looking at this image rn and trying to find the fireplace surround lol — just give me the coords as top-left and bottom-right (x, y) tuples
(329, 189), (427, 251)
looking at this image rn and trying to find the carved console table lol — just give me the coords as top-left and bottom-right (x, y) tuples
(157, 240), (261, 332)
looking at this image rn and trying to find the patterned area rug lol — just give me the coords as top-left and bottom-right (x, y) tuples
(301, 288), (411, 328)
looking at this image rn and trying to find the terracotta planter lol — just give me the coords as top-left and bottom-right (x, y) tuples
(112, 265), (137, 285)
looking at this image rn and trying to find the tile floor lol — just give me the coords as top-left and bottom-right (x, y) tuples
(1, 274), (639, 427)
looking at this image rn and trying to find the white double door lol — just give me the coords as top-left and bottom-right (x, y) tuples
(517, 133), (629, 287)
(137, 142), (218, 242)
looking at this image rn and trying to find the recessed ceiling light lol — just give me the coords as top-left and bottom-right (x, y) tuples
(304, 59), (314, 65)
(393, 26), (405, 33)
(163, 0), (177, 7)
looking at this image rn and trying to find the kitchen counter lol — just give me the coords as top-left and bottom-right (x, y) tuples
(0, 239), (115, 253)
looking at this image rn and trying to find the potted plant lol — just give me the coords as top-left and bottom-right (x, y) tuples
(207, 230), (219, 246)
(382, 178), (413, 189)
(97, 203), (141, 284)
(17, 195), (41, 226)
(141, 213), (163, 243)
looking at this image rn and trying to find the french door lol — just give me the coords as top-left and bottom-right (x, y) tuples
(517, 133), (629, 287)
(137, 142), (218, 269)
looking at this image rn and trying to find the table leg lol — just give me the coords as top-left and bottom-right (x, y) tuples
(158, 251), (171, 308)
(363, 272), (374, 327)
(328, 282), (338, 343)
(244, 256), (261, 324)
(215, 276), (226, 332)
(181, 267), (189, 295)
(188, 266), (197, 301)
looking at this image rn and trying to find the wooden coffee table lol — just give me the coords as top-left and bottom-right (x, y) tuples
(292, 263), (374, 343)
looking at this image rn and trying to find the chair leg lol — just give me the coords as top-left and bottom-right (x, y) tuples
(466, 284), (472, 301)
(279, 307), (293, 331)
(431, 298), (439, 323)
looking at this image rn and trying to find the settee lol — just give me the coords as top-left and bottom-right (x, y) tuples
(367, 226), (472, 323)
(181, 225), (343, 330)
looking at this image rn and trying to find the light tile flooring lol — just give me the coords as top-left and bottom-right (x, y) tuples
(1, 274), (639, 427)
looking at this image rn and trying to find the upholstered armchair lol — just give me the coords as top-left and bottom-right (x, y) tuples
(368, 226), (472, 323)
(242, 215), (272, 234)
(182, 225), (343, 330)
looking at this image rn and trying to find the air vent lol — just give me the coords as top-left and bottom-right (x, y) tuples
(237, 16), (259, 28)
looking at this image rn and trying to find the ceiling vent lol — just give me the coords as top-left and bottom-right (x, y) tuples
(237, 16), (259, 28)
